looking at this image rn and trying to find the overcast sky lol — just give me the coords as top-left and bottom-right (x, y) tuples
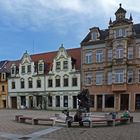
(0, 0), (140, 60)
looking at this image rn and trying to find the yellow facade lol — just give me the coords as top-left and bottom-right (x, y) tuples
(0, 72), (8, 108)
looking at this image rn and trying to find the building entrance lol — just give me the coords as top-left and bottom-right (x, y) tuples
(97, 95), (102, 110)
(120, 94), (129, 110)
(135, 94), (140, 110)
(11, 97), (17, 109)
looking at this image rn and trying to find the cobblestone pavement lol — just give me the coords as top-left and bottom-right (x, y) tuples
(0, 109), (140, 140)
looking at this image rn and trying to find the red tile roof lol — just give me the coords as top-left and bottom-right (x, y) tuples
(5, 48), (81, 74)
(31, 47), (81, 72)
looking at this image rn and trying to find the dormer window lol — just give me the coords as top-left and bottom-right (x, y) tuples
(38, 60), (44, 74)
(27, 65), (31, 73)
(11, 65), (16, 76)
(21, 65), (25, 74)
(116, 28), (126, 38)
(91, 31), (98, 41)
(63, 61), (68, 69)
(56, 62), (60, 70)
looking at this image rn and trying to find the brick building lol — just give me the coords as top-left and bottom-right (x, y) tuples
(81, 4), (140, 112)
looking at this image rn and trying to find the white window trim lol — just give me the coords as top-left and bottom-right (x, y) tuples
(96, 72), (103, 85)
(85, 52), (93, 64)
(96, 50), (103, 63)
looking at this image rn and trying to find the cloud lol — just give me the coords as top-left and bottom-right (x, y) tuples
(0, 0), (139, 33)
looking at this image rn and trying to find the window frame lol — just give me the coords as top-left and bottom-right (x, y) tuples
(85, 52), (93, 64)
(48, 79), (53, 88)
(114, 69), (124, 83)
(116, 46), (123, 59)
(63, 61), (68, 69)
(72, 77), (77, 87)
(128, 47), (133, 59)
(85, 72), (92, 85)
(56, 61), (61, 70)
(36, 79), (41, 88)
(96, 50), (103, 63)
(96, 72), (103, 85)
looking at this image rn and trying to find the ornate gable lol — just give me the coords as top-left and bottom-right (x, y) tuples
(55, 44), (69, 61)
(21, 51), (32, 65)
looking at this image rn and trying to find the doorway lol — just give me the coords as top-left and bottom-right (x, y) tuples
(3, 100), (6, 108)
(97, 95), (102, 110)
(29, 96), (33, 108)
(120, 94), (129, 110)
(135, 94), (140, 110)
(73, 96), (77, 109)
(11, 97), (17, 109)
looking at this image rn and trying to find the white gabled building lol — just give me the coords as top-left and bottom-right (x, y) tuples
(46, 46), (81, 110)
(8, 46), (81, 110)
(8, 51), (46, 109)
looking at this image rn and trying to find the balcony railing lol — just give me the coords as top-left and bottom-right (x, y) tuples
(112, 83), (127, 92)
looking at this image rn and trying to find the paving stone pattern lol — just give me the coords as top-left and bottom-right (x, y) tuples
(0, 109), (140, 140)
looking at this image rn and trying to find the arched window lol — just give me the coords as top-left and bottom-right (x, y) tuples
(28, 77), (32, 88)
(55, 75), (60, 87)
(20, 78), (25, 89)
(63, 75), (69, 87)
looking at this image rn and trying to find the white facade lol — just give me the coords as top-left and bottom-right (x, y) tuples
(8, 52), (46, 109)
(46, 46), (80, 110)
(8, 46), (81, 110)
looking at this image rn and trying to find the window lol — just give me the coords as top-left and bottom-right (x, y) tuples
(48, 96), (52, 107)
(56, 96), (60, 107)
(105, 95), (114, 108)
(116, 28), (126, 38)
(48, 79), (53, 87)
(107, 72), (112, 85)
(63, 77), (68, 87)
(96, 50), (103, 63)
(21, 66), (25, 74)
(37, 79), (41, 88)
(55, 76), (60, 87)
(11, 81), (15, 89)
(85, 73), (92, 85)
(56, 62), (60, 70)
(63, 61), (68, 69)
(138, 70), (140, 83)
(116, 46), (123, 59)
(1, 73), (6, 80)
(91, 31), (98, 40)
(85, 52), (92, 64)
(128, 70), (133, 83)
(108, 50), (112, 61)
(139, 47), (140, 58)
(27, 65), (31, 73)
(128, 47), (133, 59)
(28, 78), (32, 88)
(114, 70), (124, 83)
(20, 79), (25, 89)
(64, 96), (68, 107)
(21, 96), (26, 106)
(96, 72), (103, 85)
(11, 67), (14, 74)
(2, 85), (5, 92)
(90, 95), (94, 107)
(38, 63), (43, 72)
(72, 77), (77, 86)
